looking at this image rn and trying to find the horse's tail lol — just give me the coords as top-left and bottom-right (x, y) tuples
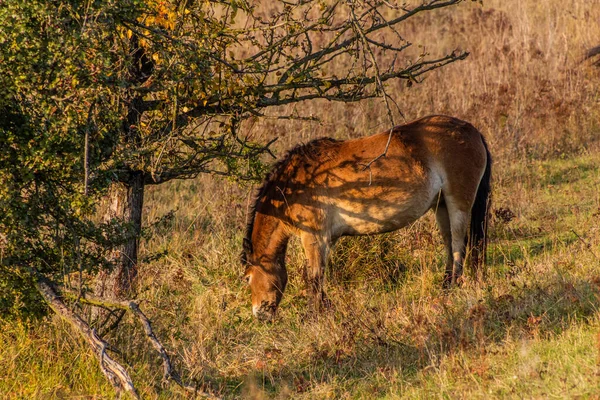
(469, 134), (492, 277)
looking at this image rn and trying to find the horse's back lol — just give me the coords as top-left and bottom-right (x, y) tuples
(284, 116), (488, 236)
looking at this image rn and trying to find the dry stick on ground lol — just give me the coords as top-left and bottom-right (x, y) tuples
(65, 292), (220, 399)
(74, 294), (218, 398)
(37, 278), (219, 399)
(34, 278), (139, 399)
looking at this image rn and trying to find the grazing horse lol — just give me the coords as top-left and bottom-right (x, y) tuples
(241, 115), (492, 321)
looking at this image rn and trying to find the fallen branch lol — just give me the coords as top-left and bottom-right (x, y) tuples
(35, 278), (139, 399)
(36, 278), (219, 399)
(66, 292), (219, 399)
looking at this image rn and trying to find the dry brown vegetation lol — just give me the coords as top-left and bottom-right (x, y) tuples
(254, 1), (600, 159)
(2, 0), (600, 398)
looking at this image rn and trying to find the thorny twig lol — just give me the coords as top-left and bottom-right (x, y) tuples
(349, 3), (397, 175)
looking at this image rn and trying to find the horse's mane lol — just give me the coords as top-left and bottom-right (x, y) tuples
(242, 137), (339, 262)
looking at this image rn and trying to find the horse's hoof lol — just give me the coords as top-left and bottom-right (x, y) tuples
(321, 296), (333, 311)
(442, 276), (453, 289)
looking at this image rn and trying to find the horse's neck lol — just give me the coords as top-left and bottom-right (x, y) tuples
(251, 213), (290, 268)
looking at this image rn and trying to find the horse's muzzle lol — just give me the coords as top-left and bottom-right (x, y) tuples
(253, 302), (277, 322)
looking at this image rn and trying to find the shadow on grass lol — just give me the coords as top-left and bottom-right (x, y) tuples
(534, 159), (597, 188)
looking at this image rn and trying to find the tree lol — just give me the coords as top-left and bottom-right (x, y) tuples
(1, 0), (469, 396)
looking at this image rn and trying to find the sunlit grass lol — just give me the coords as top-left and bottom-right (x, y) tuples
(3, 150), (598, 399)
(0, 319), (114, 399)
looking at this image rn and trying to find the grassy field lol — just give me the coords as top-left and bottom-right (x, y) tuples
(2, 0), (600, 398)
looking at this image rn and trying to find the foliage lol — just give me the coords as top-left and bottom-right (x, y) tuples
(0, 102), (110, 318)
(0, 0), (128, 318)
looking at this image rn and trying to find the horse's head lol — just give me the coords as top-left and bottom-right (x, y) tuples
(241, 238), (288, 321)
(243, 264), (287, 321)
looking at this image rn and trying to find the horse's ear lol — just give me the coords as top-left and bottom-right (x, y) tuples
(243, 238), (253, 254)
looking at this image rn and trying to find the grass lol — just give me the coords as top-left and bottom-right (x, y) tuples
(3, 144), (599, 400)
(2, 0), (600, 398)
(0, 320), (114, 398)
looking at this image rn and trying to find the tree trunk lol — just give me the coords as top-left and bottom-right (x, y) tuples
(95, 171), (144, 301)
(95, 35), (149, 308)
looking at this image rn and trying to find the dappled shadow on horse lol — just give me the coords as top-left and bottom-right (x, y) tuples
(241, 115), (492, 321)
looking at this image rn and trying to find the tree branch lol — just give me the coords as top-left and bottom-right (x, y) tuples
(272, 0), (462, 87)
(350, 2), (396, 171)
(34, 278), (139, 399)
(35, 277), (219, 399)
(253, 51), (468, 107)
(75, 294), (217, 398)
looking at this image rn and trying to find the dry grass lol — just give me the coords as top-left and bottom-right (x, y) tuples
(2, 0), (600, 398)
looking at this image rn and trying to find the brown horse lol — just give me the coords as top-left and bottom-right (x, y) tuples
(242, 115), (491, 321)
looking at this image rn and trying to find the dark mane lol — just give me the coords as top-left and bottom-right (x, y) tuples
(242, 137), (339, 262)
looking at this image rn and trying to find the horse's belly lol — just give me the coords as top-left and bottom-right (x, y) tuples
(324, 164), (443, 237)
(330, 193), (435, 236)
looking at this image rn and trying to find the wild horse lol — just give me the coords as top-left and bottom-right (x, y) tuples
(241, 115), (492, 321)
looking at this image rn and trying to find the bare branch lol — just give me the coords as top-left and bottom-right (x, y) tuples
(271, 0), (462, 87)
(244, 1), (342, 64)
(35, 278), (139, 399)
(83, 101), (95, 196)
(253, 51), (468, 107)
(63, 292), (220, 398)
(350, 2), (396, 172)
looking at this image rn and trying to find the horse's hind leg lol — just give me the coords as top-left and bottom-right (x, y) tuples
(445, 197), (470, 286)
(300, 233), (331, 313)
(435, 203), (454, 287)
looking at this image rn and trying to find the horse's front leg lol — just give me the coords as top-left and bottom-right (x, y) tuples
(300, 233), (331, 313)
